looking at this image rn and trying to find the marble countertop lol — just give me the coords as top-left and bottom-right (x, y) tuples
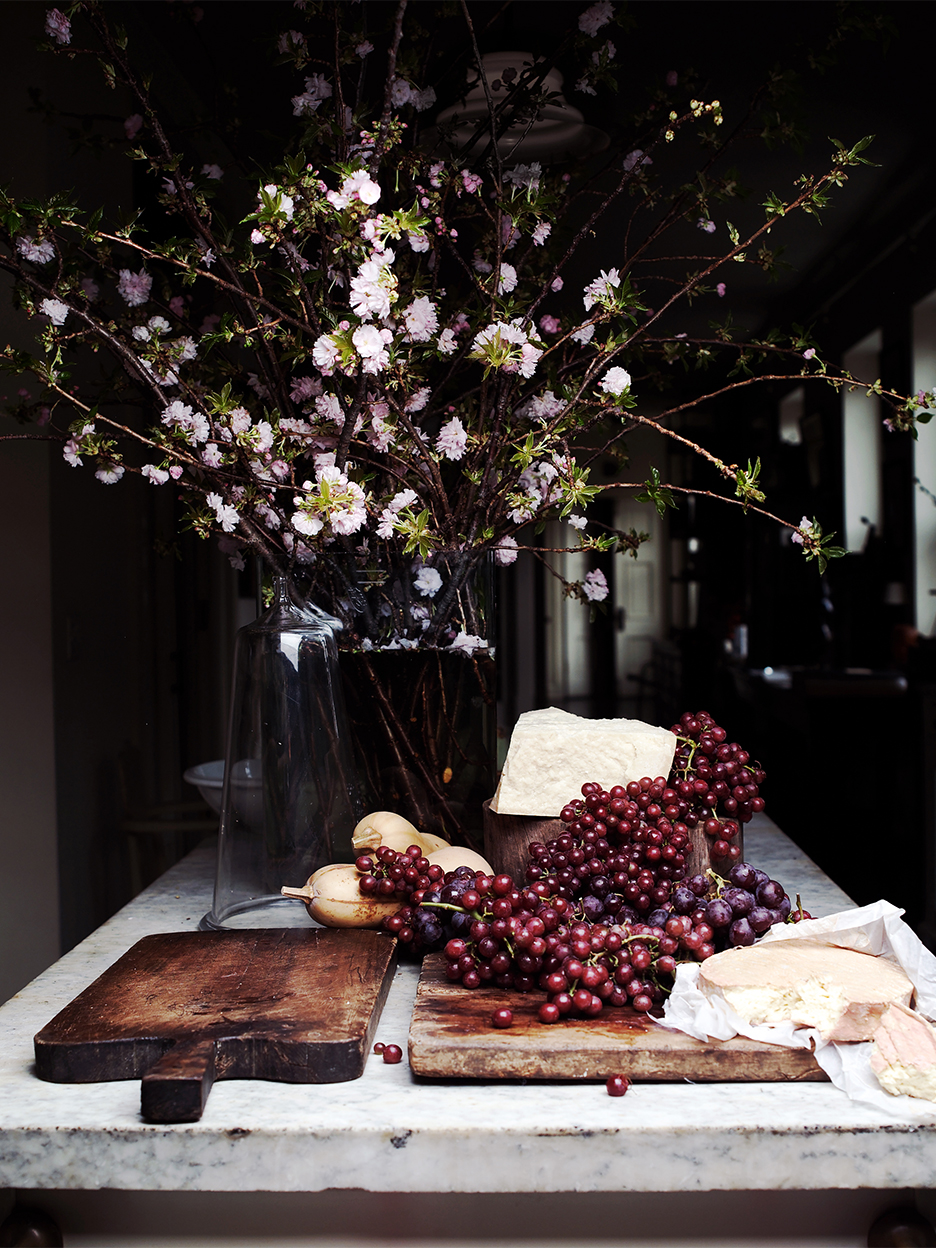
(2, 817), (935, 1196)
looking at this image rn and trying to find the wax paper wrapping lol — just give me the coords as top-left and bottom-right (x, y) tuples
(656, 900), (936, 1119)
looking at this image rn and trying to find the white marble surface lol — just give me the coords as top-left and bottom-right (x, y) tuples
(2, 818), (935, 1197)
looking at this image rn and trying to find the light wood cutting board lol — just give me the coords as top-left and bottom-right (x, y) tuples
(408, 953), (826, 1082)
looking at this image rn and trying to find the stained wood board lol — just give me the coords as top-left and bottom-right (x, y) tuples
(408, 953), (826, 1082)
(34, 927), (398, 1123)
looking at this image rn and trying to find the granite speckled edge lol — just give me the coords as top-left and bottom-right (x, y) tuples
(3, 819), (936, 1195)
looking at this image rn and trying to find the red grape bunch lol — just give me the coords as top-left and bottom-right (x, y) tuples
(355, 845), (446, 906)
(670, 710), (766, 858)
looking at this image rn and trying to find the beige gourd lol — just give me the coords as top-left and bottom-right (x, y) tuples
(351, 810), (449, 856)
(281, 842), (495, 928)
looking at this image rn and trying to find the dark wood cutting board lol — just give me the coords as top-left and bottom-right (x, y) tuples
(409, 953), (826, 1082)
(34, 928), (398, 1123)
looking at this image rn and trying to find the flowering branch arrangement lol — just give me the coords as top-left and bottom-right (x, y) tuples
(1, 0), (925, 646)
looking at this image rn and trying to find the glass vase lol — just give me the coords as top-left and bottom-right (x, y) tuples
(331, 552), (497, 852)
(201, 577), (360, 929)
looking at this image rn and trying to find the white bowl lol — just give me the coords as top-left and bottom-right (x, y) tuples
(183, 760), (225, 814)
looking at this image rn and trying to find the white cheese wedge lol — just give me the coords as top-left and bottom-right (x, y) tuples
(870, 1002), (936, 1101)
(698, 940), (914, 1041)
(490, 707), (677, 817)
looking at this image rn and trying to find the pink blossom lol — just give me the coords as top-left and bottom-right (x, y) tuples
(437, 328), (457, 354)
(201, 163), (223, 180)
(312, 333), (341, 373)
(390, 78), (413, 108)
(292, 73), (332, 116)
(460, 170), (483, 195)
(355, 40), (374, 57)
(539, 314), (561, 335)
(716, 282), (726, 297)
(124, 114), (143, 140)
(435, 415), (468, 460)
(803, 348), (816, 360)
(202, 444), (224, 468)
(551, 276), (564, 293)
(16, 235), (54, 265)
(494, 535), (519, 566)
(579, 2), (614, 37)
(95, 462), (124, 484)
(169, 465), (183, 480)
(583, 268), (621, 310)
(498, 264), (518, 295)
(532, 221), (551, 246)
(277, 29), (306, 53)
(290, 375), (321, 403)
(405, 388), (431, 414)
(623, 149), (651, 172)
(697, 218), (716, 233)
(518, 343), (543, 378)
(45, 8), (71, 44)
(207, 492), (240, 533)
(402, 295), (439, 342)
(169, 295), (185, 316)
(81, 277), (99, 301)
(352, 323), (385, 359)
(117, 269), (152, 307)
(412, 86), (437, 112)
(583, 568), (609, 602)
(408, 232), (430, 253)
(250, 228), (265, 245)
(142, 464), (170, 485)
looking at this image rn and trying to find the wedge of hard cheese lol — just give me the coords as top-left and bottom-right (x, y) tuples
(870, 1002), (936, 1101)
(698, 940), (914, 1041)
(490, 708), (677, 817)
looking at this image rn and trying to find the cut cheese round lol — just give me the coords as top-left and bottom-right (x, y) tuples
(698, 939), (914, 1041)
(870, 1002), (936, 1101)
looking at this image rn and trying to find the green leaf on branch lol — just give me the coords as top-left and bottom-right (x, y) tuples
(635, 467), (676, 517)
(734, 457), (765, 508)
(793, 517), (846, 574)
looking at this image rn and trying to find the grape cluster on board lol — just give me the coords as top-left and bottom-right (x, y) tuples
(364, 711), (812, 1022)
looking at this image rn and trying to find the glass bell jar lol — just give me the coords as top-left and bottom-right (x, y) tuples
(201, 576), (361, 929)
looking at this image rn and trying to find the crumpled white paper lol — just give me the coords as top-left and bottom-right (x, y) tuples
(655, 900), (936, 1119)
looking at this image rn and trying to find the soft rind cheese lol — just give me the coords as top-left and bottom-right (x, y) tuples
(870, 1002), (936, 1101)
(697, 940), (914, 1041)
(490, 707), (677, 817)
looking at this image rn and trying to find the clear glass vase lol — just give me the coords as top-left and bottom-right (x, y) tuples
(332, 552), (497, 852)
(201, 577), (360, 929)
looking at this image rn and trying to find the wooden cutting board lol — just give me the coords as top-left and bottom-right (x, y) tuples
(408, 953), (826, 1082)
(34, 928), (398, 1123)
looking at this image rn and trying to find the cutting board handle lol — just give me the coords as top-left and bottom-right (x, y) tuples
(140, 1036), (217, 1123)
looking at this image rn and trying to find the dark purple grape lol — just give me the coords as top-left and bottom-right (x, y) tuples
(672, 887), (696, 914)
(755, 879), (785, 909)
(590, 876), (611, 898)
(728, 862), (757, 890)
(705, 898), (733, 928)
(647, 907), (671, 930)
(581, 894), (605, 921)
(722, 887), (754, 917)
(729, 917), (756, 947)
(777, 896), (792, 921)
(687, 874), (709, 897)
(449, 910), (472, 936)
(752, 869), (769, 890)
(748, 906), (773, 934)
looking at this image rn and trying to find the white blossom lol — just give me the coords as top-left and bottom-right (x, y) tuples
(448, 631), (488, 655)
(142, 464), (170, 485)
(402, 295), (439, 342)
(435, 415), (468, 460)
(292, 73), (333, 116)
(414, 565), (443, 597)
(39, 297), (68, 325)
(599, 366), (632, 398)
(583, 268), (621, 310)
(568, 514), (587, 530)
(95, 462), (125, 484)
